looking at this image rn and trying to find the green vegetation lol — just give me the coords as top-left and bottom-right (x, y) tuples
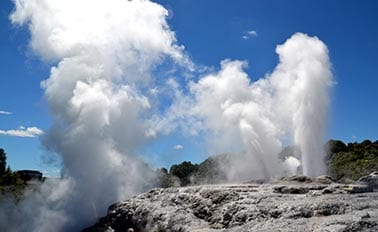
(327, 140), (378, 180)
(0, 148), (26, 200)
(0, 148), (24, 186)
(157, 161), (198, 187)
(170, 161), (199, 186)
(158, 155), (228, 187)
(159, 139), (378, 188)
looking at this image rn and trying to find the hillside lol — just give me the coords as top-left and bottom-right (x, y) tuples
(327, 140), (378, 180)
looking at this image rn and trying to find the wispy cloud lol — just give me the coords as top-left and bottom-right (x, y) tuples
(0, 126), (43, 138)
(0, 110), (12, 115)
(242, 30), (258, 40)
(173, 144), (184, 150)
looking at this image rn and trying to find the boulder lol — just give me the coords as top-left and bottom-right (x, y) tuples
(358, 171), (378, 191)
(314, 175), (334, 184)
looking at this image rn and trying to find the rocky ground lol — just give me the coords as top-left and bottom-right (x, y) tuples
(84, 172), (378, 232)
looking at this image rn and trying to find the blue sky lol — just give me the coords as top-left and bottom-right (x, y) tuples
(1, 0), (377, 175)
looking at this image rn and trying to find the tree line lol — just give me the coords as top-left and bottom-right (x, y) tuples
(1, 138), (377, 190)
(158, 139), (378, 187)
(326, 139), (378, 180)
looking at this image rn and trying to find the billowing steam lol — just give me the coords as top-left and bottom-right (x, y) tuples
(2, 0), (332, 231)
(184, 33), (332, 180)
(6, 0), (189, 231)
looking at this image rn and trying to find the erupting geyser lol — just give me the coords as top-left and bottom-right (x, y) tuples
(1, 0), (332, 231)
(188, 33), (332, 180)
(6, 0), (190, 231)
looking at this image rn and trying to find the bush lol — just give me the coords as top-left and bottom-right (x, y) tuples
(169, 161), (199, 186)
(328, 140), (378, 180)
(0, 148), (26, 201)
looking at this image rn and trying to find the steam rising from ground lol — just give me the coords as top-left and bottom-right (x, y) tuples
(186, 34), (332, 180)
(2, 0), (331, 231)
(6, 0), (188, 231)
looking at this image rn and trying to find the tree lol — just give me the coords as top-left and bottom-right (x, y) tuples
(0, 148), (24, 187)
(0, 148), (7, 176)
(328, 140), (378, 180)
(169, 161), (199, 186)
(325, 140), (347, 161)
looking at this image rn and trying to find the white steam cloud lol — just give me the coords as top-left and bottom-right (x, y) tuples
(156, 33), (332, 181)
(6, 0), (189, 231)
(2, 0), (332, 231)
(284, 156), (301, 175)
(186, 33), (332, 180)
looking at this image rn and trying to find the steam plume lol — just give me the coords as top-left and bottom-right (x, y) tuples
(186, 33), (332, 179)
(156, 33), (332, 180)
(6, 0), (188, 231)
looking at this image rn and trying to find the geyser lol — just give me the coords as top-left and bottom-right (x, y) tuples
(186, 33), (332, 179)
(6, 0), (189, 231)
(1, 0), (332, 231)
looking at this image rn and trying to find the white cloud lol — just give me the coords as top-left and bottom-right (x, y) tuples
(0, 126), (43, 138)
(0, 110), (12, 115)
(242, 30), (258, 40)
(247, 30), (258, 36)
(173, 144), (183, 150)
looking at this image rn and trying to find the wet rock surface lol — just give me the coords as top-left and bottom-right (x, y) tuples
(84, 174), (378, 232)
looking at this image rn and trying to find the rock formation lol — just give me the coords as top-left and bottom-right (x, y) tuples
(84, 173), (378, 232)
